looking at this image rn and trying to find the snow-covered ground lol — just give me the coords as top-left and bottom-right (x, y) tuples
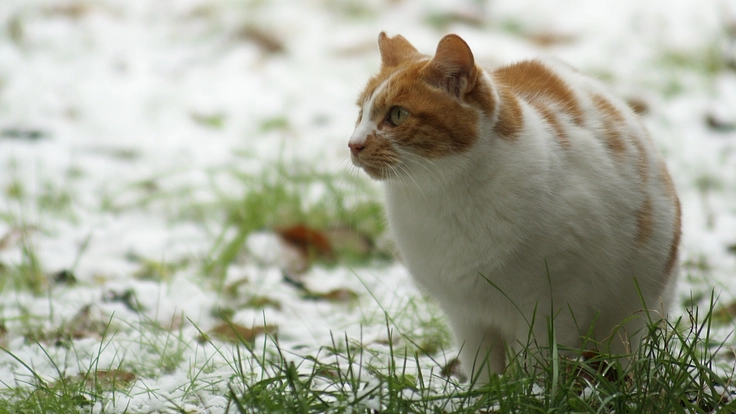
(1, 0), (735, 412)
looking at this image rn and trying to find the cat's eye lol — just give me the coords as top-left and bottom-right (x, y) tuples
(388, 106), (409, 126)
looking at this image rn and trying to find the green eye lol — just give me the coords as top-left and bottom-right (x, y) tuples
(388, 106), (409, 126)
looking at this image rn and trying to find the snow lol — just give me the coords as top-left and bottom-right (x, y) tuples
(1, 0), (735, 411)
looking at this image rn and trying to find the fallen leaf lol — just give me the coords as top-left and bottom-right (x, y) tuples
(90, 370), (136, 386)
(45, 3), (92, 19)
(203, 323), (278, 343)
(52, 269), (77, 285)
(713, 301), (736, 324)
(224, 277), (249, 298)
(706, 113), (736, 132)
(578, 350), (620, 383)
(0, 322), (7, 347)
(282, 271), (308, 291)
(626, 97), (649, 115)
(244, 295), (282, 310)
(103, 289), (144, 313)
(133, 260), (175, 281)
(67, 305), (111, 340)
(526, 32), (576, 47)
(440, 358), (465, 381)
(305, 288), (358, 303)
(277, 225), (334, 260)
(236, 26), (284, 54)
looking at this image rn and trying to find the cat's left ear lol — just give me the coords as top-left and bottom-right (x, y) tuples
(424, 34), (477, 98)
(378, 32), (420, 67)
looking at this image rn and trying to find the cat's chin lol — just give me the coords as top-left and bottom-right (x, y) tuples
(351, 160), (388, 180)
(359, 165), (389, 181)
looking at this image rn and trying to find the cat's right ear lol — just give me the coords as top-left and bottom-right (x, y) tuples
(424, 34), (477, 99)
(378, 32), (420, 67)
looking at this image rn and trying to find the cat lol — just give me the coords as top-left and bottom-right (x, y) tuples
(348, 32), (681, 383)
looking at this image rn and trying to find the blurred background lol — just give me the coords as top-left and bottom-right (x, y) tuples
(0, 0), (735, 410)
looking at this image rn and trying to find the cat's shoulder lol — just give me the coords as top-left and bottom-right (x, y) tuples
(491, 57), (603, 95)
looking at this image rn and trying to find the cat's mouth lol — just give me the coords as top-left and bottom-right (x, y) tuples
(351, 156), (392, 180)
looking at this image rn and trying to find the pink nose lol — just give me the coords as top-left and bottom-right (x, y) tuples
(348, 142), (365, 157)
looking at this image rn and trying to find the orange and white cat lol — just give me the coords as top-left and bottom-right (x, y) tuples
(348, 33), (681, 382)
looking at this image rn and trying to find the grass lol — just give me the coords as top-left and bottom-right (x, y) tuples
(1, 281), (734, 413)
(203, 157), (387, 288)
(1, 156), (735, 412)
(208, 297), (736, 413)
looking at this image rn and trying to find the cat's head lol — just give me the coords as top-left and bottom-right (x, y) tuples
(348, 33), (494, 181)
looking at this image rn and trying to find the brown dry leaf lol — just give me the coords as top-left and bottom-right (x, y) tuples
(440, 358), (466, 381)
(223, 276), (250, 298)
(526, 32), (576, 47)
(578, 351), (621, 383)
(316, 367), (339, 380)
(45, 3), (91, 19)
(244, 295), (282, 310)
(91, 370), (136, 386)
(67, 305), (110, 340)
(626, 97), (650, 115)
(205, 322), (278, 343)
(0, 322), (7, 347)
(277, 224), (334, 262)
(308, 288), (358, 303)
(713, 301), (736, 324)
(237, 26), (284, 54)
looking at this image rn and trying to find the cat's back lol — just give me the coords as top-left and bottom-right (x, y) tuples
(485, 57), (681, 294)
(492, 58), (645, 156)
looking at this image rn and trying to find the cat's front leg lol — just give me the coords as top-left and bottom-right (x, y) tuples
(447, 316), (508, 384)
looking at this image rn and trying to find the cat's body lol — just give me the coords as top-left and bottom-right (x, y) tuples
(348, 33), (681, 381)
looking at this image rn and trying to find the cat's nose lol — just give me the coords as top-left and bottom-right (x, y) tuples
(348, 142), (365, 157)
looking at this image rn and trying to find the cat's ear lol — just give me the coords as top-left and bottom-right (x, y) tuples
(424, 34), (477, 98)
(378, 32), (420, 67)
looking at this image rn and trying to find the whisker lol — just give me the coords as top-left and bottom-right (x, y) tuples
(395, 162), (430, 206)
(401, 152), (446, 186)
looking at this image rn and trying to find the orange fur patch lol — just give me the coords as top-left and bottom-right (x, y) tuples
(494, 60), (585, 126)
(534, 102), (569, 147)
(659, 160), (681, 279)
(631, 136), (649, 184)
(464, 76), (496, 119)
(663, 197), (682, 278)
(591, 94), (627, 156)
(635, 196), (653, 244)
(629, 130), (652, 245)
(492, 87), (523, 140)
(659, 160), (677, 199)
